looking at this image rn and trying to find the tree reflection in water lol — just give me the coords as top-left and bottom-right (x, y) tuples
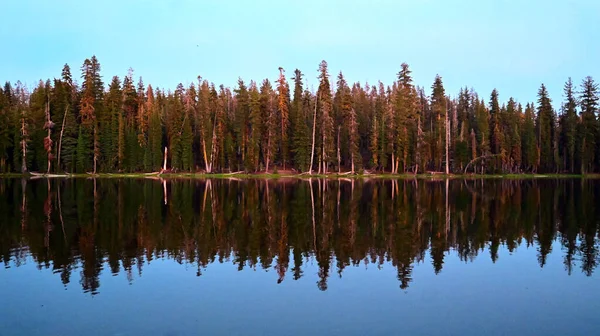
(0, 178), (598, 295)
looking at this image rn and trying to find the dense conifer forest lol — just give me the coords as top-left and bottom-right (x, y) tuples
(1, 56), (599, 174)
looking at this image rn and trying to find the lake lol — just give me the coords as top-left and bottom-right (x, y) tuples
(0, 177), (599, 336)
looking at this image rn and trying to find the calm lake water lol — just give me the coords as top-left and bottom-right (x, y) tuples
(0, 177), (599, 336)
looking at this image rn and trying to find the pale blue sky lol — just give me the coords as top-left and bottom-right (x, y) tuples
(1, 0), (599, 106)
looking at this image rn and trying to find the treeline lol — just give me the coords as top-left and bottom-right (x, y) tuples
(1, 178), (597, 294)
(1, 56), (599, 174)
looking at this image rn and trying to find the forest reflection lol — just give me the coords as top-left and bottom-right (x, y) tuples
(0, 178), (599, 295)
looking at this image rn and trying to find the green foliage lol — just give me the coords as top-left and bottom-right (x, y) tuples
(4, 56), (600, 175)
(536, 84), (555, 172)
(291, 71), (310, 172)
(522, 103), (538, 172)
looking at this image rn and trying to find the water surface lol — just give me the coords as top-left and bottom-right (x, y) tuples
(0, 178), (599, 335)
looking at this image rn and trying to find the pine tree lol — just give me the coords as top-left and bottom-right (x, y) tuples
(166, 84), (185, 170)
(29, 80), (50, 172)
(197, 80), (217, 173)
(522, 103), (538, 172)
(489, 89), (502, 155)
(335, 72), (359, 172)
(291, 70), (310, 172)
(430, 75), (446, 171)
(579, 76), (598, 173)
(181, 84), (194, 171)
(54, 64), (78, 173)
(146, 85), (162, 171)
(248, 81), (261, 171)
(79, 56), (103, 173)
(506, 98), (521, 171)
(317, 60), (334, 173)
(475, 97), (490, 161)
(559, 78), (578, 173)
(103, 76), (122, 171)
(13, 82), (30, 172)
(0, 83), (11, 172)
(234, 78), (250, 171)
(276, 67), (290, 170)
(395, 63), (418, 173)
(136, 77), (148, 170)
(122, 69), (139, 172)
(536, 84), (555, 172)
(454, 88), (471, 171)
(260, 79), (277, 172)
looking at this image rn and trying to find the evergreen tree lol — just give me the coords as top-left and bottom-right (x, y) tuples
(317, 60), (334, 173)
(291, 70), (310, 172)
(579, 76), (598, 173)
(488, 89), (504, 172)
(103, 76), (122, 171)
(395, 63), (418, 173)
(78, 56), (103, 173)
(146, 85), (162, 170)
(122, 69), (139, 172)
(536, 84), (555, 172)
(276, 68), (290, 170)
(181, 84), (194, 171)
(136, 77), (148, 170)
(430, 75), (446, 171)
(335, 72), (359, 172)
(0, 83), (11, 172)
(53, 64), (78, 173)
(506, 98), (521, 171)
(522, 103), (538, 172)
(248, 81), (261, 171)
(559, 78), (577, 173)
(260, 79), (277, 171)
(234, 78), (250, 171)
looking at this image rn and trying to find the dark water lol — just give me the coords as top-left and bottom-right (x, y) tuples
(0, 178), (599, 336)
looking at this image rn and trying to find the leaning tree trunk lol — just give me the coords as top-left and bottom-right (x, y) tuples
(57, 106), (68, 172)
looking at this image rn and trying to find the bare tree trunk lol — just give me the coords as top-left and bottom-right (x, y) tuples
(202, 139), (210, 173)
(57, 106), (67, 172)
(309, 94), (318, 174)
(162, 147), (168, 171)
(391, 152), (395, 174)
(208, 110), (219, 173)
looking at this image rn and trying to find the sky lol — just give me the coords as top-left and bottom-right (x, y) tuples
(1, 0), (599, 107)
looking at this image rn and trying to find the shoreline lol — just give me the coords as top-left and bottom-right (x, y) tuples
(1, 172), (599, 179)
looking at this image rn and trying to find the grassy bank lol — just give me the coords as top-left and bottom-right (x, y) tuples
(1, 172), (598, 179)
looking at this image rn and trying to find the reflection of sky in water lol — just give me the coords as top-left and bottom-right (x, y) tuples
(2, 239), (599, 336)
